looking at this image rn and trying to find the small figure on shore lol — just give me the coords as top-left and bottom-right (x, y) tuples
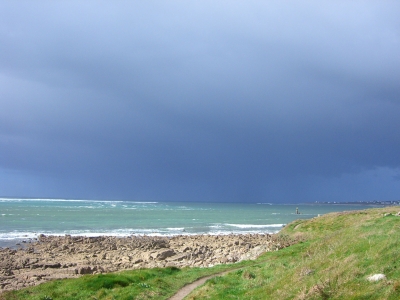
(296, 207), (300, 214)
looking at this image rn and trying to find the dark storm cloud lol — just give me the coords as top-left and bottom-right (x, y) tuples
(1, 1), (400, 202)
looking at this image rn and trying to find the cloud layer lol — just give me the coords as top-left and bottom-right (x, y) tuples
(1, 1), (400, 202)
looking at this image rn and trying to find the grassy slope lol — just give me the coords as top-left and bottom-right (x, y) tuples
(1, 206), (399, 300)
(188, 206), (400, 299)
(0, 256), (256, 300)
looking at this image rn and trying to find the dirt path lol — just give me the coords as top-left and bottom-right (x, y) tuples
(168, 270), (232, 300)
(168, 258), (273, 300)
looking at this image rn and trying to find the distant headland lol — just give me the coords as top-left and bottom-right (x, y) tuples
(313, 200), (400, 206)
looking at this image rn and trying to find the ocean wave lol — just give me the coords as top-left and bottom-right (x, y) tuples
(224, 223), (285, 228)
(208, 229), (281, 235)
(0, 198), (158, 204)
(0, 223), (284, 240)
(0, 232), (41, 240)
(0, 198), (113, 203)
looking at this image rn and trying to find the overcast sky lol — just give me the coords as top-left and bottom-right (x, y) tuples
(1, 1), (399, 203)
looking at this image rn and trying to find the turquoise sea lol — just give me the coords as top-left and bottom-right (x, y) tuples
(0, 198), (378, 247)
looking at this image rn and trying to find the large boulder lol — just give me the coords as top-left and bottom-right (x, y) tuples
(150, 249), (175, 260)
(167, 253), (189, 262)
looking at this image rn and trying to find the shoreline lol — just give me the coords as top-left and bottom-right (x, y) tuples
(0, 232), (282, 292)
(0, 228), (284, 249)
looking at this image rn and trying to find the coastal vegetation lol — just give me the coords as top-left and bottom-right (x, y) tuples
(1, 206), (399, 299)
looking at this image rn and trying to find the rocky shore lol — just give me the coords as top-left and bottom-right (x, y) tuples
(0, 233), (283, 292)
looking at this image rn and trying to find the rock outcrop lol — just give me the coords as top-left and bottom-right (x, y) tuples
(0, 233), (281, 292)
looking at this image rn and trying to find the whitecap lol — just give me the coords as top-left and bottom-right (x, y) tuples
(224, 223), (285, 228)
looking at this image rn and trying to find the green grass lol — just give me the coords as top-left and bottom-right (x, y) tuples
(188, 207), (400, 299)
(1, 206), (399, 299)
(0, 260), (257, 300)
